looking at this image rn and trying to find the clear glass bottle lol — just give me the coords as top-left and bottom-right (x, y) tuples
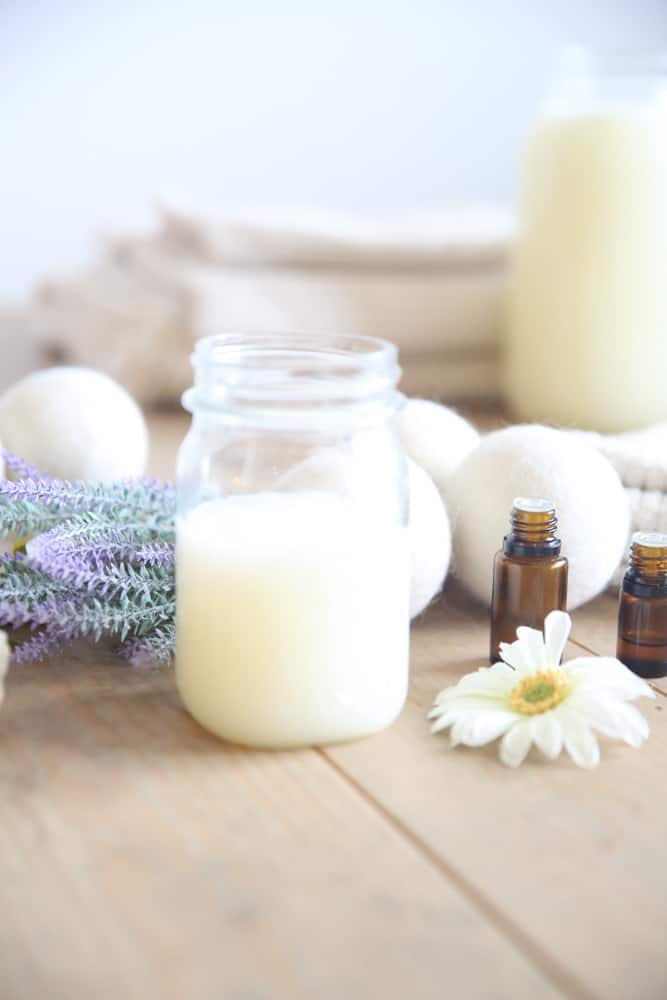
(175, 333), (410, 748)
(617, 532), (667, 678)
(490, 498), (568, 662)
(506, 48), (667, 431)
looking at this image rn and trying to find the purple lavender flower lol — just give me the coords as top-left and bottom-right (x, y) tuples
(0, 458), (177, 667)
(11, 623), (77, 664)
(134, 542), (175, 568)
(1, 450), (46, 480)
(119, 624), (175, 668)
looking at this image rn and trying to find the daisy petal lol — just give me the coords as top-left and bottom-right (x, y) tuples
(431, 713), (455, 734)
(457, 711), (518, 747)
(430, 697), (517, 720)
(449, 716), (470, 747)
(429, 705), (482, 729)
(447, 710), (512, 746)
(562, 711), (600, 768)
(568, 693), (649, 747)
(532, 712), (564, 760)
(499, 637), (533, 674)
(499, 719), (534, 767)
(606, 701), (650, 746)
(544, 610), (571, 667)
(566, 657), (655, 700)
(438, 663), (515, 701)
(515, 626), (547, 670)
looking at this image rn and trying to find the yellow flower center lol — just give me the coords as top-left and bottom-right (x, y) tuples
(509, 668), (569, 716)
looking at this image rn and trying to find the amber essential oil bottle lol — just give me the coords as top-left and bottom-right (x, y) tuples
(490, 498), (568, 662)
(617, 532), (667, 678)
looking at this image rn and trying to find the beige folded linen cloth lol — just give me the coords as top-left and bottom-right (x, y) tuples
(0, 204), (512, 403)
(30, 265), (194, 404)
(0, 308), (53, 383)
(97, 206), (511, 402)
(109, 232), (504, 356)
(568, 425), (667, 585)
(158, 201), (511, 270)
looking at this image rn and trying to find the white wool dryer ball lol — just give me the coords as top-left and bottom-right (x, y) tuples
(407, 458), (451, 618)
(0, 367), (149, 481)
(449, 424), (629, 610)
(397, 398), (480, 498)
(275, 449), (451, 618)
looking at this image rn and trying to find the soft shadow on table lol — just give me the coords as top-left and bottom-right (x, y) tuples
(1, 640), (274, 763)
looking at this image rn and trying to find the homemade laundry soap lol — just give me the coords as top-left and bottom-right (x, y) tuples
(176, 332), (411, 748)
(449, 425), (629, 609)
(0, 367), (148, 480)
(177, 492), (410, 748)
(396, 398), (479, 498)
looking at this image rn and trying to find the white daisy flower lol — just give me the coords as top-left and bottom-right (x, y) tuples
(429, 610), (654, 768)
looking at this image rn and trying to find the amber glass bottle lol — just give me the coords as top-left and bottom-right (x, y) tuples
(617, 532), (667, 678)
(490, 498), (568, 662)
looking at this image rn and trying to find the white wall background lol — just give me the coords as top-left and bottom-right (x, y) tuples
(1, 0), (665, 300)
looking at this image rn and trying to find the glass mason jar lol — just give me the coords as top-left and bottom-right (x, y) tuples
(506, 48), (667, 432)
(175, 333), (410, 749)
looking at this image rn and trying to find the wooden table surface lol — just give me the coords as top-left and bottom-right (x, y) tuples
(1, 414), (665, 1000)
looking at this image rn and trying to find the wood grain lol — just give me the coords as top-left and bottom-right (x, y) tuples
(327, 590), (667, 1000)
(0, 644), (562, 1000)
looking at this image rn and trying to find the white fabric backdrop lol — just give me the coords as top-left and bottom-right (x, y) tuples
(0, 0), (665, 300)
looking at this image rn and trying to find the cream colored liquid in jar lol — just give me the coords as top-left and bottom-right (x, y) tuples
(507, 100), (667, 431)
(176, 492), (410, 748)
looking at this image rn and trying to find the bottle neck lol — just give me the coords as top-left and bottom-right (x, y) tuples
(624, 533), (667, 596)
(503, 499), (561, 559)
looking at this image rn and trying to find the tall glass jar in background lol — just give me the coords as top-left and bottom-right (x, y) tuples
(506, 49), (667, 432)
(176, 333), (410, 749)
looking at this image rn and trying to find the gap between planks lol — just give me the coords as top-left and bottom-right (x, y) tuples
(316, 745), (595, 1000)
(310, 597), (664, 1000)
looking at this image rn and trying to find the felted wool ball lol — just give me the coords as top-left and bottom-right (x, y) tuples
(449, 424), (629, 610)
(396, 398), (480, 498)
(275, 449), (451, 618)
(0, 367), (148, 481)
(274, 448), (376, 501)
(407, 458), (451, 618)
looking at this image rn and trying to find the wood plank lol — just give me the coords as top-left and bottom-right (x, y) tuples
(147, 409), (667, 996)
(0, 642), (564, 1000)
(325, 586), (667, 1000)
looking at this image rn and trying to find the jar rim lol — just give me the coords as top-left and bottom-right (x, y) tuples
(183, 332), (403, 424)
(193, 330), (397, 369)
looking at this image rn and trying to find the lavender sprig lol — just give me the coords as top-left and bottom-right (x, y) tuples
(0, 457), (177, 667)
(0, 478), (175, 535)
(11, 624), (77, 664)
(119, 624), (176, 669)
(26, 516), (175, 582)
(0, 555), (70, 627)
(1, 450), (45, 479)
